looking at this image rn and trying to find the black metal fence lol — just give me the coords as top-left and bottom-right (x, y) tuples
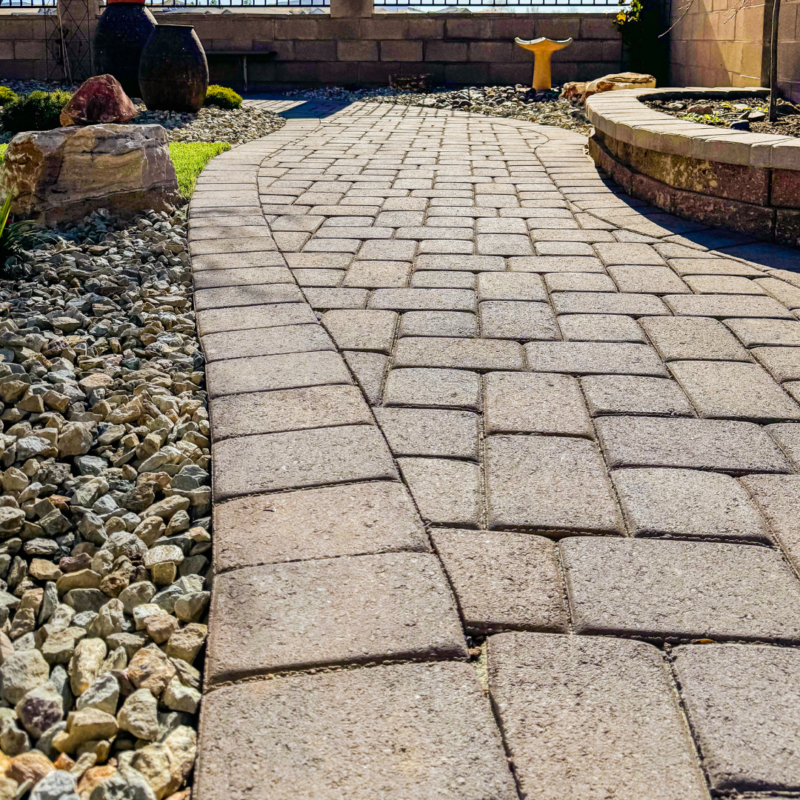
(2, 0), (624, 8)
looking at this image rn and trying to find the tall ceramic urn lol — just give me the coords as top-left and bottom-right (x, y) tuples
(139, 24), (209, 113)
(94, 0), (157, 98)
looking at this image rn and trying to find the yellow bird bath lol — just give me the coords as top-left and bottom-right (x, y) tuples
(514, 37), (574, 91)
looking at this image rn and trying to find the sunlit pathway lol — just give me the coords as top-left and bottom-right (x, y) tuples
(191, 99), (800, 800)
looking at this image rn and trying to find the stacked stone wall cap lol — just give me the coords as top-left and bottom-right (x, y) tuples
(586, 88), (800, 171)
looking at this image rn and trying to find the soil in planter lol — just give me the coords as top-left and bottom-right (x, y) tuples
(645, 96), (800, 138)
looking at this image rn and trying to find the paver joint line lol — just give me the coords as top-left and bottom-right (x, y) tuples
(191, 98), (800, 800)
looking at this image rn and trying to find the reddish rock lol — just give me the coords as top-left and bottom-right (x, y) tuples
(60, 75), (137, 127)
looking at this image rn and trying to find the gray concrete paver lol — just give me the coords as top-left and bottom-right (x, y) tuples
(213, 482), (428, 571)
(431, 529), (567, 634)
(485, 435), (621, 533)
(207, 553), (467, 681)
(596, 417), (792, 473)
(561, 537), (800, 642)
(673, 644), (800, 793)
(196, 663), (517, 800)
(613, 468), (770, 541)
(488, 633), (710, 800)
(670, 361), (800, 421)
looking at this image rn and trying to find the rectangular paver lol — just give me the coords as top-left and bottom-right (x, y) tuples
(613, 468), (769, 541)
(431, 529), (567, 634)
(740, 474), (800, 573)
(483, 372), (593, 436)
(207, 553), (467, 681)
(580, 375), (694, 416)
(395, 337), (523, 371)
(398, 457), (481, 528)
(195, 662), (517, 800)
(664, 295), (794, 319)
(525, 342), (668, 376)
(196, 303), (315, 336)
(669, 361), (800, 421)
(206, 351), (352, 399)
(640, 317), (750, 361)
(560, 537), (800, 642)
(209, 385), (373, 441)
(213, 425), (398, 499)
(673, 644), (800, 793)
(595, 417), (791, 473)
(213, 482), (428, 571)
(374, 408), (479, 459)
(488, 633), (709, 800)
(480, 301), (559, 340)
(201, 324), (334, 362)
(558, 314), (646, 343)
(485, 435), (621, 533)
(383, 367), (480, 410)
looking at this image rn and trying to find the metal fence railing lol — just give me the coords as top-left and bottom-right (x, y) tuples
(375, 0), (621, 8)
(143, 0), (329, 7)
(2, 0), (621, 7)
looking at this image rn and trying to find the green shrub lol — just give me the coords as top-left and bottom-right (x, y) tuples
(169, 141), (231, 198)
(204, 85), (242, 110)
(0, 87), (18, 107)
(2, 90), (72, 134)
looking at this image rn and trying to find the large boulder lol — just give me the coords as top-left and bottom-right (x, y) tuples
(0, 124), (179, 224)
(60, 75), (137, 127)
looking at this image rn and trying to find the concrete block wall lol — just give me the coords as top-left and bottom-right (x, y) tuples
(669, 0), (800, 103)
(0, 4), (623, 90)
(172, 10), (623, 89)
(0, 15), (50, 80)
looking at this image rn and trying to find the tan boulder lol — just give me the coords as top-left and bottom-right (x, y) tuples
(561, 81), (587, 102)
(582, 72), (656, 103)
(0, 124), (179, 225)
(60, 75), (137, 127)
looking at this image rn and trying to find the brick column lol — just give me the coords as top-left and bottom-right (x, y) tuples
(330, 0), (373, 19)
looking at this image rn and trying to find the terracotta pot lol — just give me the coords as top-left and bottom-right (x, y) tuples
(93, 3), (157, 97)
(138, 25), (209, 113)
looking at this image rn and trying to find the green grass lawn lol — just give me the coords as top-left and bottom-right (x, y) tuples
(0, 141), (229, 199)
(169, 141), (230, 198)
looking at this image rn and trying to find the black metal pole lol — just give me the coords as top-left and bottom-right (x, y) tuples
(769, 0), (781, 121)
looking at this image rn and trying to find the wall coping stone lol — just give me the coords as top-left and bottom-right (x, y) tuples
(586, 88), (800, 172)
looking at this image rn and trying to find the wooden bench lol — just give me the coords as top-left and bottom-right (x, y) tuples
(205, 50), (276, 93)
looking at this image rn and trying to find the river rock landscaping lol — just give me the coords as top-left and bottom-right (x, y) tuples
(0, 200), (209, 800)
(285, 84), (591, 134)
(644, 95), (800, 137)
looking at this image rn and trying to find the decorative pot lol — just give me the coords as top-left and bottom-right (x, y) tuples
(138, 25), (209, 113)
(93, 3), (157, 98)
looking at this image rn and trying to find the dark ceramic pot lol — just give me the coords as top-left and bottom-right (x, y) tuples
(93, 3), (157, 98)
(138, 25), (208, 113)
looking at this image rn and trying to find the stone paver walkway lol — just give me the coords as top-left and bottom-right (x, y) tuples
(191, 100), (800, 800)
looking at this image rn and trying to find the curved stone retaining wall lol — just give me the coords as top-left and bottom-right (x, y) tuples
(586, 88), (800, 246)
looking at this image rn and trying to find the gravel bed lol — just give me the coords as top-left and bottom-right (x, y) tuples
(286, 84), (591, 135)
(0, 205), (209, 800)
(0, 80), (285, 146)
(645, 95), (800, 138)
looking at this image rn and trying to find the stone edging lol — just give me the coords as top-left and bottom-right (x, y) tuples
(585, 88), (800, 245)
